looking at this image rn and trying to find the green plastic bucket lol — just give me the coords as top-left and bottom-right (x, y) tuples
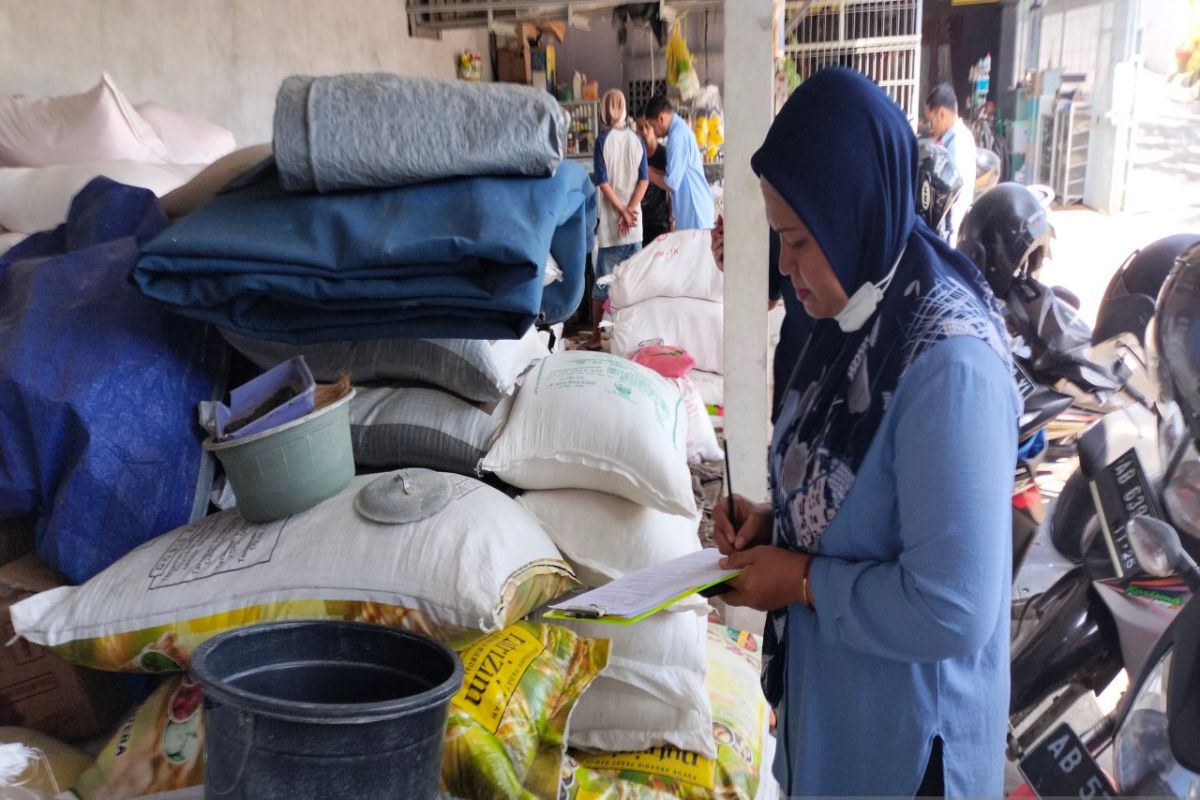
(204, 390), (356, 523)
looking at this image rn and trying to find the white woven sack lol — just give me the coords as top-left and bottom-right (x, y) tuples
(552, 607), (715, 757)
(0, 162), (202, 234)
(10, 472), (572, 668)
(481, 351), (695, 516)
(689, 369), (723, 408)
(610, 297), (724, 374)
(516, 489), (700, 587)
(674, 377), (721, 464)
(602, 229), (723, 309)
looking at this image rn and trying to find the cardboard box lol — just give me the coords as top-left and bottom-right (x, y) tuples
(497, 40), (532, 85)
(0, 554), (127, 741)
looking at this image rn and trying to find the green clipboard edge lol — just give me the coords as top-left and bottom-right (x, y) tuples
(543, 569), (742, 626)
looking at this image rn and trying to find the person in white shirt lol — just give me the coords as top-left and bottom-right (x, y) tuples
(587, 89), (649, 350)
(924, 84), (976, 244)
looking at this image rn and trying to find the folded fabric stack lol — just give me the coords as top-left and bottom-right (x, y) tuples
(132, 74), (595, 343)
(0, 74), (236, 252)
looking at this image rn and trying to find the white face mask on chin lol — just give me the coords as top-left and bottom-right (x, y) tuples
(833, 245), (907, 333)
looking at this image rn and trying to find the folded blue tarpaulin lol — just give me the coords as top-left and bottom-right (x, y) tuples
(0, 178), (220, 583)
(133, 160), (596, 343)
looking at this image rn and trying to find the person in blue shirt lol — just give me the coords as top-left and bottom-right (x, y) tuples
(715, 68), (1018, 797)
(644, 95), (714, 231)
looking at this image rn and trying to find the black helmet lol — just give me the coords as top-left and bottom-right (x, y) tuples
(1150, 242), (1200, 443)
(916, 140), (962, 234)
(957, 182), (1053, 299)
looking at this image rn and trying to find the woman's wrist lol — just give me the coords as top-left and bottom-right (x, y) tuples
(800, 555), (815, 610)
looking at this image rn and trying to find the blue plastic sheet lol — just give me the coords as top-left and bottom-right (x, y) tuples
(0, 178), (219, 582)
(132, 161), (596, 343)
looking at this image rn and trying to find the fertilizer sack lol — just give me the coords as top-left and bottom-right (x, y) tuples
(550, 608), (714, 758)
(482, 352), (694, 517)
(675, 377), (721, 464)
(441, 621), (609, 800)
(516, 489), (701, 588)
(11, 472), (574, 671)
(610, 297), (724, 375)
(65, 675), (204, 800)
(558, 624), (771, 800)
(602, 230), (723, 309)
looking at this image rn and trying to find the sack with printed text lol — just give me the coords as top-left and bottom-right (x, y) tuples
(557, 624), (769, 800)
(601, 230), (723, 309)
(11, 473), (574, 671)
(441, 621), (609, 800)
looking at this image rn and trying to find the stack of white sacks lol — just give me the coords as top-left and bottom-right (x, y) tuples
(602, 229), (724, 454)
(0, 74), (237, 252)
(481, 350), (717, 759)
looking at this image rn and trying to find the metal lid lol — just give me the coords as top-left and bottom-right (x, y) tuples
(353, 469), (454, 524)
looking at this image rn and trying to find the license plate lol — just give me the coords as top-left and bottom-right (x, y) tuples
(1019, 723), (1116, 798)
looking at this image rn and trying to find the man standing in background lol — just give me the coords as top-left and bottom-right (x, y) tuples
(645, 95), (714, 231)
(924, 83), (976, 243)
(636, 111), (673, 244)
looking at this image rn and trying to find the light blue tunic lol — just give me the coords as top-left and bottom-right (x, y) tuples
(664, 114), (714, 231)
(774, 334), (1018, 797)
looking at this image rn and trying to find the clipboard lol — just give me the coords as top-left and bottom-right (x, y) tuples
(545, 549), (741, 625)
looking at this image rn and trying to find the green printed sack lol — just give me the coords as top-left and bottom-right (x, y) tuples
(481, 352), (695, 517)
(557, 624), (768, 800)
(442, 621), (610, 800)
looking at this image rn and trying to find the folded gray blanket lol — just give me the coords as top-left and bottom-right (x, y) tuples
(274, 73), (567, 192)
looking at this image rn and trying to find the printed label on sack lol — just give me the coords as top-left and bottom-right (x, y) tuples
(533, 355), (681, 443)
(148, 514), (284, 590)
(575, 746), (717, 789)
(452, 623), (545, 733)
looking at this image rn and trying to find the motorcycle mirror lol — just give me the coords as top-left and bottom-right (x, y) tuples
(1128, 515), (1190, 578)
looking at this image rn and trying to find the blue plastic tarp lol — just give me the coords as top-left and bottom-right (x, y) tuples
(0, 178), (219, 583)
(132, 160), (596, 343)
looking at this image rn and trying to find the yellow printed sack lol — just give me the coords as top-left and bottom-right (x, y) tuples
(11, 473), (575, 672)
(558, 624), (768, 800)
(442, 621), (609, 800)
(68, 676), (205, 799)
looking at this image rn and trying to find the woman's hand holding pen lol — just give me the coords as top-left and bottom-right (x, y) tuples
(713, 493), (772, 555)
(714, 494), (813, 612)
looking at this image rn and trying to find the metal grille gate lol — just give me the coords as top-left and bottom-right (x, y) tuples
(783, 0), (923, 122)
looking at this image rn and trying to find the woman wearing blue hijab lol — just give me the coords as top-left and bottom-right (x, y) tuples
(714, 68), (1019, 796)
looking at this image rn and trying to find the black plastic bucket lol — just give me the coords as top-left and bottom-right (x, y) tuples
(190, 620), (463, 800)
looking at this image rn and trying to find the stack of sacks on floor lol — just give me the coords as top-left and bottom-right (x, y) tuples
(480, 350), (717, 766)
(9, 470), (616, 800)
(131, 74), (594, 343)
(221, 328), (549, 475)
(0, 73), (236, 252)
(604, 229), (724, 384)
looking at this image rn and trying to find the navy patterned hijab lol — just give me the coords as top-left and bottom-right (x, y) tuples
(750, 68), (1011, 705)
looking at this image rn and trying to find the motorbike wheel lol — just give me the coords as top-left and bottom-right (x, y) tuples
(1049, 469), (1099, 564)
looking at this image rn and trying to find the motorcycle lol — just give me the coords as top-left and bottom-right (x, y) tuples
(1049, 233), (1200, 565)
(1015, 512), (1200, 797)
(1008, 245), (1200, 776)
